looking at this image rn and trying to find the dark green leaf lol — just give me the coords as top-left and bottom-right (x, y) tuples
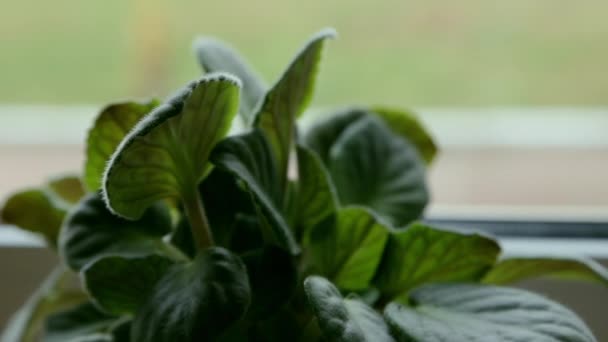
(483, 256), (608, 286)
(132, 247), (251, 342)
(384, 283), (596, 342)
(309, 207), (389, 290)
(48, 175), (86, 204)
(254, 29), (335, 189)
(304, 276), (394, 342)
(295, 145), (339, 239)
(374, 223), (500, 303)
(59, 193), (173, 271)
(43, 302), (118, 342)
(82, 254), (175, 316)
(84, 100), (159, 191)
(1, 266), (87, 342)
(211, 130), (299, 254)
(103, 74), (240, 220)
(372, 107), (438, 165)
(193, 37), (266, 122)
(328, 115), (428, 227)
(242, 246), (297, 319)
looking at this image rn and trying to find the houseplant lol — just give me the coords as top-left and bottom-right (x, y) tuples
(2, 28), (607, 342)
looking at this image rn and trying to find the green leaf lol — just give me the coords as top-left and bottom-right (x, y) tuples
(374, 223), (500, 303)
(372, 107), (438, 165)
(103, 74), (240, 220)
(1, 266), (87, 342)
(1, 189), (67, 247)
(309, 207), (389, 290)
(193, 37), (266, 122)
(132, 247), (251, 342)
(384, 283), (596, 342)
(241, 246), (297, 319)
(304, 276), (394, 342)
(254, 29), (335, 189)
(327, 115), (429, 227)
(84, 100), (159, 191)
(43, 302), (119, 342)
(59, 193), (173, 271)
(48, 175), (86, 204)
(211, 130), (299, 254)
(82, 254), (175, 316)
(294, 145), (339, 238)
(483, 256), (608, 286)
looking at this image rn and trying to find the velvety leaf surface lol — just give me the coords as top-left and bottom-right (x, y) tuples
(48, 175), (86, 204)
(103, 74), (240, 219)
(193, 37), (266, 122)
(309, 207), (389, 290)
(43, 302), (118, 342)
(328, 115), (428, 227)
(304, 276), (394, 342)
(1, 267), (87, 342)
(211, 130), (299, 254)
(131, 247), (250, 342)
(59, 193), (172, 271)
(372, 107), (438, 165)
(374, 223), (500, 303)
(295, 145), (338, 238)
(82, 254), (175, 316)
(254, 29), (335, 189)
(1, 189), (67, 247)
(84, 100), (158, 191)
(483, 256), (608, 286)
(384, 283), (596, 342)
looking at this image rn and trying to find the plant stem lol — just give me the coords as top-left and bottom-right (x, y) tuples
(183, 189), (214, 250)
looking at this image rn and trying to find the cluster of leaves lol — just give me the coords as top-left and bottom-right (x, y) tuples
(2, 29), (608, 342)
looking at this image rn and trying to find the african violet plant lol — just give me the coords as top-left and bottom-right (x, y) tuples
(2, 28), (608, 342)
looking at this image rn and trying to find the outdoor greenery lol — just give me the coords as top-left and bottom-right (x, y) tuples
(2, 28), (608, 342)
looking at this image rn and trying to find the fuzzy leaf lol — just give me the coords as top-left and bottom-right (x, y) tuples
(43, 302), (119, 342)
(483, 256), (608, 286)
(254, 29), (335, 189)
(309, 207), (389, 290)
(295, 145), (339, 238)
(384, 283), (596, 342)
(59, 193), (172, 271)
(103, 74), (240, 219)
(328, 115), (428, 227)
(304, 276), (394, 342)
(374, 224), (500, 303)
(84, 100), (159, 191)
(131, 248), (251, 342)
(211, 130), (299, 254)
(82, 254), (175, 316)
(193, 37), (266, 122)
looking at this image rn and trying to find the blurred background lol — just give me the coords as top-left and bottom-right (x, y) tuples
(1, 0), (607, 338)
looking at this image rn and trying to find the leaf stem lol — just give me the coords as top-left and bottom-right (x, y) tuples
(183, 189), (214, 250)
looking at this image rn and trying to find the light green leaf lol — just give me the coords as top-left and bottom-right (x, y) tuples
(374, 223), (500, 303)
(59, 193), (173, 271)
(373, 107), (438, 165)
(304, 276), (394, 342)
(483, 256), (608, 286)
(43, 302), (119, 342)
(48, 175), (86, 205)
(132, 247), (251, 342)
(210, 130), (299, 254)
(84, 100), (159, 191)
(1, 266), (87, 342)
(294, 145), (339, 239)
(254, 29), (335, 189)
(82, 254), (175, 316)
(103, 74), (240, 220)
(193, 37), (266, 122)
(384, 283), (596, 342)
(328, 115), (428, 227)
(309, 207), (389, 290)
